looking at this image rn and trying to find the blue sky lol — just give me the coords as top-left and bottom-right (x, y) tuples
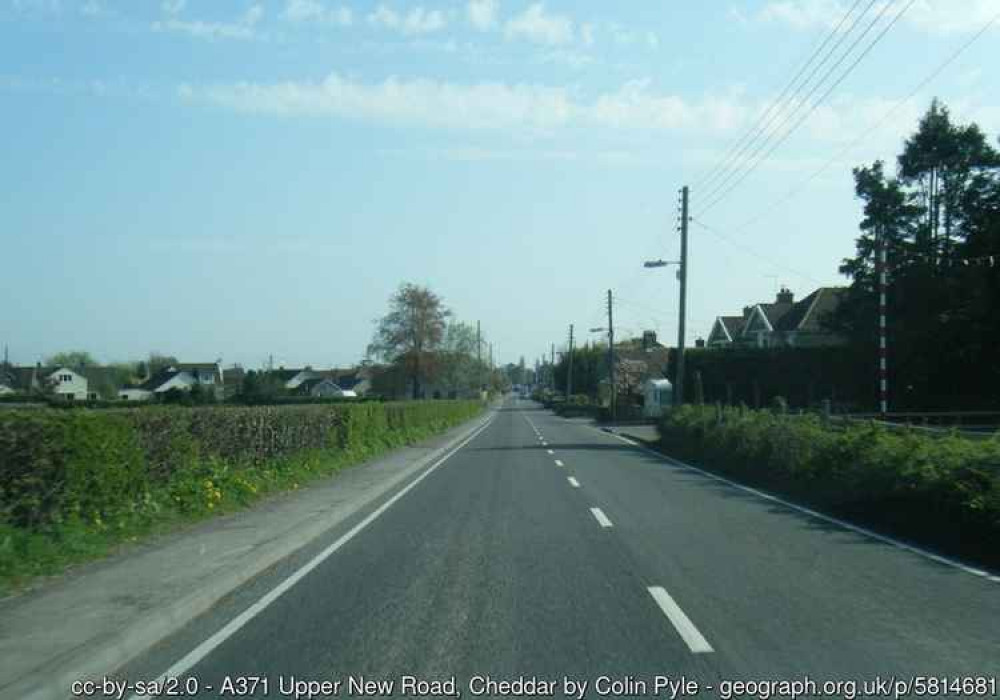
(2, 0), (998, 370)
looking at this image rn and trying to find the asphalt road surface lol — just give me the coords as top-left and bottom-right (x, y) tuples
(117, 399), (999, 700)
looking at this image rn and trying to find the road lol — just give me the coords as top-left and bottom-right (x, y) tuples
(118, 400), (999, 699)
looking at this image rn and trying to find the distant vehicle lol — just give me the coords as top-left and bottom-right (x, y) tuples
(643, 378), (673, 419)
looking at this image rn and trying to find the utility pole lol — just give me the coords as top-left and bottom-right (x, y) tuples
(567, 324), (575, 399)
(675, 185), (689, 407)
(550, 343), (555, 391)
(477, 320), (482, 392)
(877, 226), (888, 417)
(607, 289), (616, 422)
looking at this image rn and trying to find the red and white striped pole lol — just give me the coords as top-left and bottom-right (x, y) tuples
(877, 232), (888, 417)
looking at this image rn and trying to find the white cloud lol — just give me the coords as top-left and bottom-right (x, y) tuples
(380, 145), (645, 165)
(580, 22), (595, 46)
(179, 73), (576, 129)
(80, 0), (104, 16)
(281, 0), (352, 26)
(177, 73), (770, 133)
(748, 0), (1000, 34)
(153, 3), (264, 40)
(467, 0), (497, 31)
(607, 22), (650, 47)
(161, 0), (184, 16)
(505, 3), (573, 45)
(368, 5), (447, 35)
(177, 71), (1000, 153)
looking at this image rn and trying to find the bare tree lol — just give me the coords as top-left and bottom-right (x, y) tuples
(368, 283), (451, 399)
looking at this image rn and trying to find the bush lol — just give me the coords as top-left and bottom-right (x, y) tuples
(657, 406), (1000, 567)
(0, 401), (483, 532)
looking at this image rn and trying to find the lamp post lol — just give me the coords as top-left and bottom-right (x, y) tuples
(643, 258), (685, 406)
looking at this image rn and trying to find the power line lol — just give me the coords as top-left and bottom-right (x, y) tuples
(693, 0), (871, 193)
(703, 8), (1000, 237)
(698, 0), (917, 218)
(697, 0), (881, 200)
(691, 218), (826, 285)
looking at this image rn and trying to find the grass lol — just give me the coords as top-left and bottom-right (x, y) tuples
(0, 417), (474, 596)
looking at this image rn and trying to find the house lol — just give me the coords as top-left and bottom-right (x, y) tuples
(275, 367), (323, 391)
(120, 361), (224, 400)
(0, 364), (131, 400)
(706, 315), (748, 349)
(334, 369), (372, 397)
(298, 377), (358, 398)
(707, 287), (846, 350)
(771, 287), (847, 347)
(19, 365), (90, 400)
(596, 331), (671, 406)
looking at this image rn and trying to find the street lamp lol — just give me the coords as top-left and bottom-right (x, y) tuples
(644, 256), (686, 407)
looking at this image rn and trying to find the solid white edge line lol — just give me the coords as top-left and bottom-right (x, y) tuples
(647, 586), (714, 654)
(554, 459), (564, 467)
(599, 428), (1000, 585)
(590, 507), (613, 528)
(128, 413), (498, 698)
(567, 477), (581, 488)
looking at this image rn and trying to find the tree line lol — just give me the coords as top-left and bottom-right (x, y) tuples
(831, 99), (1000, 410)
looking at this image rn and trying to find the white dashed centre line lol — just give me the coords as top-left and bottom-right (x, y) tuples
(554, 459), (564, 467)
(567, 477), (580, 488)
(547, 449), (554, 455)
(590, 507), (613, 528)
(647, 586), (714, 654)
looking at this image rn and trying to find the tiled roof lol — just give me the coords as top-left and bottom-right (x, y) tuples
(140, 369), (180, 391)
(175, 362), (219, 371)
(774, 287), (846, 332)
(719, 316), (746, 339)
(756, 301), (795, 329)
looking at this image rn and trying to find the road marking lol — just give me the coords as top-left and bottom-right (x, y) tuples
(127, 414), (497, 698)
(568, 477), (580, 488)
(554, 459), (564, 467)
(647, 586), (714, 654)
(590, 507), (613, 528)
(599, 429), (1000, 586)
(547, 449), (554, 455)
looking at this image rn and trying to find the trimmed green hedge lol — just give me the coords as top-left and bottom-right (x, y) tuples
(0, 401), (482, 529)
(658, 406), (1000, 567)
(0, 401), (483, 589)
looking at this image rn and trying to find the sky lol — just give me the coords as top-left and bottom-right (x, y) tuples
(2, 0), (998, 370)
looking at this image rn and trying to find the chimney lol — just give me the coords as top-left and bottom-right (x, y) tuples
(776, 286), (794, 304)
(743, 306), (753, 319)
(695, 338), (706, 349)
(642, 330), (657, 350)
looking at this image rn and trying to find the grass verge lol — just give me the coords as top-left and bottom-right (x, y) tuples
(0, 407), (481, 596)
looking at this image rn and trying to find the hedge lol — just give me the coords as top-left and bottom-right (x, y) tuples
(0, 400), (482, 537)
(658, 405), (1000, 568)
